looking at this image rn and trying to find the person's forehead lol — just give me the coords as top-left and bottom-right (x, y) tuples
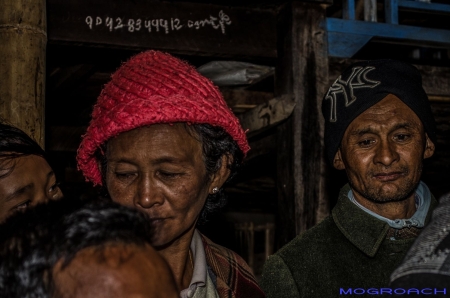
(345, 94), (423, 133)
(53, 244), (177, 298)
(0, 155), (50, 173)
(0, 155), (53, 192)
(106, 123), (203, 162)
(110, 123), (198, 143)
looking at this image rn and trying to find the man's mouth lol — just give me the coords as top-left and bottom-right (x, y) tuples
(373, 171), (404, 182)
(148, 217), (166, 224)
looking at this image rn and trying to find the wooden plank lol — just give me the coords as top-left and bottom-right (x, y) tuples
(428, 96), (450, 102)
(398, 0), (450, 14)
(246, 132), (276, 161)
(414, 64), (450, 99)
(327, 17), (450, 45)
(298, 0), (333, 3)
(364, 0), (377, 22)
(327, 31), (372, 58)
(237, 95), (295, 137)
(47, 0), (277, 58)
(326, 18), (450, 58)
(275, 2), (330, 247)
(221, 89), (274, 111)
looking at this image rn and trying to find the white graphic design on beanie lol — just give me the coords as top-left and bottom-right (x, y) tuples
(325, 66), (381, 122)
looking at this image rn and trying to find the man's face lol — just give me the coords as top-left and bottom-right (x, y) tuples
(334, 94), (435, 203)
(0, 155), (63, 222)
(52, 243), (179, 298)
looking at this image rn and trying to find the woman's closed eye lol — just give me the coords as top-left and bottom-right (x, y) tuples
(158, 170), (183, 179)
(115, 172), (138, 179)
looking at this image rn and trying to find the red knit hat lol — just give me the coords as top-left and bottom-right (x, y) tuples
(76, 50), (250, 186)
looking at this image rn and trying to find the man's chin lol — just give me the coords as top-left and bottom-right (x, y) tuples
(367, 195), (408, 204)
(364, 184), (416, 204)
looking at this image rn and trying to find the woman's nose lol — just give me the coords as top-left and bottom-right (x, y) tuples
(135, 175), (163, 209)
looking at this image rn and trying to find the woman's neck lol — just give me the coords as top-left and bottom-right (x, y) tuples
(157, 228), (196, 291)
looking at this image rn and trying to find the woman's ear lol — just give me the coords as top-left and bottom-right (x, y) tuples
(423, 134), (435, 159)
(209, 154), (232, 194)
(333, 149), (346, 170)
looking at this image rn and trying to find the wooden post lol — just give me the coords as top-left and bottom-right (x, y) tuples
(275, 1), (330, 248)
(0, 0), (47, 146)
(364, 0), (378, 22)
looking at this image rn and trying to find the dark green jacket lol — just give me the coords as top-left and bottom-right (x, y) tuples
(260, 184), (437, 298)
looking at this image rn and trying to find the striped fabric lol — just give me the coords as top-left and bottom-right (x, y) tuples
(201, 234), (266, 298)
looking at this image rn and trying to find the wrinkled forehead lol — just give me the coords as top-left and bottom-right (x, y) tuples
(104, 123), (204, 162)
(343, 94), (424, 133)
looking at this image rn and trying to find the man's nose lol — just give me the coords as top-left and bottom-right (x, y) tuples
(373, 139), (399, 166)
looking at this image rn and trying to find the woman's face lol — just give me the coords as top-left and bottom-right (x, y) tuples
(0, 155), (63, 222)
(104, 124), (213, 248)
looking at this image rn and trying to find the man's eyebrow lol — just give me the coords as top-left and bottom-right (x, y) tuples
(349, 122), (417, 137)
(349, 127), (375, 136)
(391, 122), (415, 131)
(4, 184), (33, 202)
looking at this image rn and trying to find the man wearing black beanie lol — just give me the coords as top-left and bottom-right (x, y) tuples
(261, 59), (437, 297)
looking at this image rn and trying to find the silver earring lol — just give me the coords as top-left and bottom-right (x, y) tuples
(212, 187), (219, 194)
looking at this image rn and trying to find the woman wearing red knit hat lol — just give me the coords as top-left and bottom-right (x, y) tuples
(77, 50), (264, 298)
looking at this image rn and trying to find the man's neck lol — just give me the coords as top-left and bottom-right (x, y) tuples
(352, 191), (417, 220)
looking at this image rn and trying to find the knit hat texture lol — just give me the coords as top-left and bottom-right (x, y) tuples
(77, 50), (250, 185)
(322, 59), (437, 164)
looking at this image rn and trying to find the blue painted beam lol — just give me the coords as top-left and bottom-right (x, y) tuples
(385, 0), (398, 25)
(328, 32), (372, 58)
(325, 18), (450, 58)
(398, 0), (450, 14)
(343, 0), (356, 20)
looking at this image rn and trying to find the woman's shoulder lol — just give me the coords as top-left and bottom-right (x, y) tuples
(199, 232), (266, 298)
(200, 233), (239, 257)
(199, 232), (250, 272)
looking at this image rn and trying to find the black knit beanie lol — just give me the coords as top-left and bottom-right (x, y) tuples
(322, 59), (437, 164)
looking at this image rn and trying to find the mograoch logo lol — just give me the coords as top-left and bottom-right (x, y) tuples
(325, 66), (380, 122)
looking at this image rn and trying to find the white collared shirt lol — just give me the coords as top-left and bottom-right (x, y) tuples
(180, 230), (220, 298)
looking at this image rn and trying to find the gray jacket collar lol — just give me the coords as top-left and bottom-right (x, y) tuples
(332, 184), (437, 257)
(348, 181), (431, 229)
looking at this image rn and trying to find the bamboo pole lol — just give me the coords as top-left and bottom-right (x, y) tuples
(0, 0), (46, 147)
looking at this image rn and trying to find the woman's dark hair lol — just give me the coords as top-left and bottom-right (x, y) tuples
(98, 123), (244, 225)
(187, 123), (244, 224)
(0, 122), (46, 178)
